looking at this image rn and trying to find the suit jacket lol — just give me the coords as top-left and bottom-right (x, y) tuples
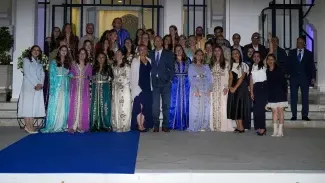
(268, 46), (287, 73)
(244, 43), (267, 60)
(286, 48), (316, 82)
(149, 49), (175, 87)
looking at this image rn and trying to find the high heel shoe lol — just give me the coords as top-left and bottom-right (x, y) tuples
(257, 129), (267, 136)
(233, 128), (239, 133)
(238, 129), (245, 133)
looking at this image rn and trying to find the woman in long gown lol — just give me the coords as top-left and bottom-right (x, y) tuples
(227, 49), (250, 133)
(210, 46), (233, 132)
(188, 49), (213, 132)
(67, 48), (92, 133)
(18, 45), (46, 133)
(41, 45), (71, 133)
(90, 52), (113, 132)
(111, 50), (132, 132)
(169, 45), (191, 130)
(130, 44), (153, 132)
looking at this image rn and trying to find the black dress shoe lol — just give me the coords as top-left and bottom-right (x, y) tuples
(302, 116), (311, 121)
(291, 117), (297, 121)
(153, 128), (159, 132)
(162, 127), (170, 132)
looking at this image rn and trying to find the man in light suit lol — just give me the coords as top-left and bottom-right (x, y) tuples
(287, 36), (316, 121)
(149, 36), (175, 132)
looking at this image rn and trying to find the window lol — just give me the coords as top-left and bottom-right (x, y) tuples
(183, 0), (207, 36)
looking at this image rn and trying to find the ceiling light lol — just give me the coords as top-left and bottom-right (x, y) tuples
(117, 0), (122, 3)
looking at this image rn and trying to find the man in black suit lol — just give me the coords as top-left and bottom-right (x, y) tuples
(271, 36), (288, 73)
(149, 36), (175, 132)
(244, 32), (267, 60)
(287, 36), (316, 121)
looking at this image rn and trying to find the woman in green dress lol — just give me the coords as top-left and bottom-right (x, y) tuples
(90, 52), (114, 132)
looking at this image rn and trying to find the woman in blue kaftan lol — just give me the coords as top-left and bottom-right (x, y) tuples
(169, 45), (191, 130)
(188, 49), (213, 132)
(41, 45), (71, 133)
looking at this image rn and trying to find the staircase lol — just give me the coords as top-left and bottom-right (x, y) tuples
(1, 88), (324, 128)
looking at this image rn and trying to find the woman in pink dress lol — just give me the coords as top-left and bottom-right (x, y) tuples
(67, 48), (92, 133)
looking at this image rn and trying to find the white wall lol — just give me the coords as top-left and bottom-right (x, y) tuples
(306, 0), (325, 91)
(225, 0), (270, 45)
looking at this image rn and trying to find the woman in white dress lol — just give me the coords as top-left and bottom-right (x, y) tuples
(18, 45), (46, 133)
(111, 49), (132, 132)
(210, 46), (233, 132)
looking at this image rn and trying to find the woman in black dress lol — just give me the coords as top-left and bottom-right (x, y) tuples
(130, 44), (153, 132)
(227, 49), (250, 133)
(266, 54), (288, 137)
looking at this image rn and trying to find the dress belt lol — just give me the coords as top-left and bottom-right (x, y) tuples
(73, 76), (86, 79)
(96, 81), (109, 83)
(56, 75), (67, 77)
(175, 73), (188, 76)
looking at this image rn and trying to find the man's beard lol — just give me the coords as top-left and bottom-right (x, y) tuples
(196, 33), (203, 37)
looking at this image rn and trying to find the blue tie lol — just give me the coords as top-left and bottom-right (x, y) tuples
(297, 49), (302, 62)
(156, 52), (160, 66)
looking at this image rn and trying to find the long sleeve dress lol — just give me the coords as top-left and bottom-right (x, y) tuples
(210, 62), (233, 132)
(18, 57), (46, 118)
(188, 64), (213, 132)
(130, 57), (153, 130)
(169, 59), (190, 130)
(90, 67), (113, 132)
(41, 60), (70, 133)
(111, 65), (132, 132)
(67, 63), (92, 132)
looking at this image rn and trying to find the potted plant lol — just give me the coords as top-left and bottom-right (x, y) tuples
(0, 27), (14, 102)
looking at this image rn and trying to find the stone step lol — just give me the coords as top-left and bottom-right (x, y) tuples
(0, 118), (324, 128)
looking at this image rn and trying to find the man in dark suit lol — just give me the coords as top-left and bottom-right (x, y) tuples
(271, 36), (288, 73)
(149, 36), (175, 132)
(230, 33), (245, 59)
(244, 32), (267, 60)
(287, 36), (316, 121)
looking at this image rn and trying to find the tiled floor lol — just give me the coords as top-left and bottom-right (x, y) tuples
(1, 127), (325, 172)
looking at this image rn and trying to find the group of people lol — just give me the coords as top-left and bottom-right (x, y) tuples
(17, 17), (316, 137)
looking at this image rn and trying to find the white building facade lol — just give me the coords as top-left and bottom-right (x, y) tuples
(0, 0), (323, 101)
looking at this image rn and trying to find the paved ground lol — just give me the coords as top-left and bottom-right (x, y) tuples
(1, 127), (325, 172)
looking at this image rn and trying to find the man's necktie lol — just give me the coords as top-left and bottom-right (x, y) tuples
(297, 49), (302, 62)
(156, 52), (160, 66)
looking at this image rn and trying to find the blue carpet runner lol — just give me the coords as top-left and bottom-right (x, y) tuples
(0, 131), (140, 174)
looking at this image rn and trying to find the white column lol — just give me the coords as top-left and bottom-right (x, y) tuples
(306, 0), (325, 91)
(11, 0), (37, 101)
(163, 0), (183, 35)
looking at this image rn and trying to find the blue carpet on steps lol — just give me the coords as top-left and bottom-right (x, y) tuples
(0, 131), (140, 174)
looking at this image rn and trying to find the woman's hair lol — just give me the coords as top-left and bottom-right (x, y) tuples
(230, 48), (243, 70)
(169, 25), (179, 43)
(76, 48), (89, 65)
(50, 27), (61, 52)
(113, 49), (128, 67)
(141, 33), (152, 51)
(99, 30), (109, 44)
(122, 38), (136, 56)
(60, 23), (76, 44)
(266, 53), (278, 69)
(55, 45), (71, 69)
(83, 40), (94, 62)
(93, 52), (110, 75)
(27, 45), (43, 62)
(163, 35), (173, 50)
(134, 29), (144, 46)
(174, 44), (188, 62)
(252, 51), (264, 70)
(204, 40), (214, 50)
(210, 45), (226, 70)
(193, 49), (204, 64)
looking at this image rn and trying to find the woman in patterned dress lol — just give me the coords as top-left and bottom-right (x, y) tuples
(210, 46), (233, 132)
(41, 45), (71, 133)
(89, 52), (113, 132)
(188, 49), (213, 132)
(169, 45), (191, 130)
(111, 50), (132, 132)
(67, 48), (92, 133)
